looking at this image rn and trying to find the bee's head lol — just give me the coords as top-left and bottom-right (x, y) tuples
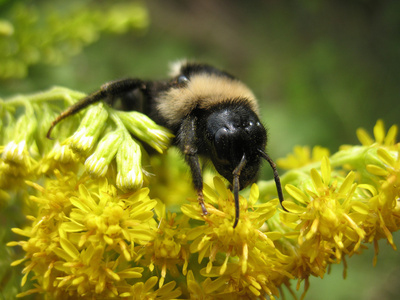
(204, 102), (267, 188)
(202, 102), (284, 228)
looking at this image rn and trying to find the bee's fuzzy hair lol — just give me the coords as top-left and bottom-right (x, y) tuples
(157, 64), (259, 127)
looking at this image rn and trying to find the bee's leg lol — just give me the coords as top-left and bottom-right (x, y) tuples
(178, 114), (208, 215)
(47, 78), (145, 139)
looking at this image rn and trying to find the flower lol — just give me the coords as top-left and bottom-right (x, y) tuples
(356, 119), (398, 148)
(277, 145), (330, 170)
(116, 110), (174, 153)
(4, 87), (400, 299)
(8, 171), (161, 298)
(282, 157), (368, 261)
(62, 183), (157, 255)
(182, 177), (289, 298)
(2, 82), (179, 299)
(37, 141), (82, 175)
(85, 130), (124, 177)
(363, 146), (400, 262)
(136, 205), (190, 288)
(119, 276), (182, 299)
(116, 134), (145, 190)
(338, 120), (400, 263)
(0, 140), (36, 188)
(0, 104), (38, 188)
(67, 103), (109, 154)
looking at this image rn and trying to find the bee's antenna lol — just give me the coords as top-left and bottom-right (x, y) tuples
(232, 154), (247, 228)
(258, 149), (287, 211)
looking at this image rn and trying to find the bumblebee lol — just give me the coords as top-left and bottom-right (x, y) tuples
(47, 61), (285, 228)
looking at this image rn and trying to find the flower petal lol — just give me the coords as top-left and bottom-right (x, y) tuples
(285, 184), (309, 205)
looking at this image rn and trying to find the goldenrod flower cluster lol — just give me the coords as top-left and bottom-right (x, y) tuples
(1, 88), (399, 299)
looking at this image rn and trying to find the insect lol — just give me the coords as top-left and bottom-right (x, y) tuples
(47, 61), (285, 228)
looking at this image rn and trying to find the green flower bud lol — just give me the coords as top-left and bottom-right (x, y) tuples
(11, 109), (37, 147)
(85, 131), (123, 177)
(68, 103), (109, 153)
(116, 111), (173, 153)
(116, 134), (143, 190)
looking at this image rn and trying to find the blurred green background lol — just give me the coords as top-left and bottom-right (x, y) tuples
(1, 0), (399, 299)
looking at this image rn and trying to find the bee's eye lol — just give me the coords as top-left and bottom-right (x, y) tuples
(177, 75), (189, 85)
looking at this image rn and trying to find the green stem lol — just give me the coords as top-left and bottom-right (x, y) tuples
(107, 107), (131, 139)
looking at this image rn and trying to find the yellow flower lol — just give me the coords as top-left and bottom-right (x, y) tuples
(182, 177), (288, 298)
(277, 145), (330, 170)
(187, 256), (290, 300)
(4, 87), (400, 300)
(136, 205), (190, 288)
(356, 119), (398, 148)
(119, 276), (182, 299)
(37, 141), (82, 175)
(363, 146), (400, 260)
(63, 184), (157, 256)
(8, 171), (159, 298)
(281, 157), (369, 262)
